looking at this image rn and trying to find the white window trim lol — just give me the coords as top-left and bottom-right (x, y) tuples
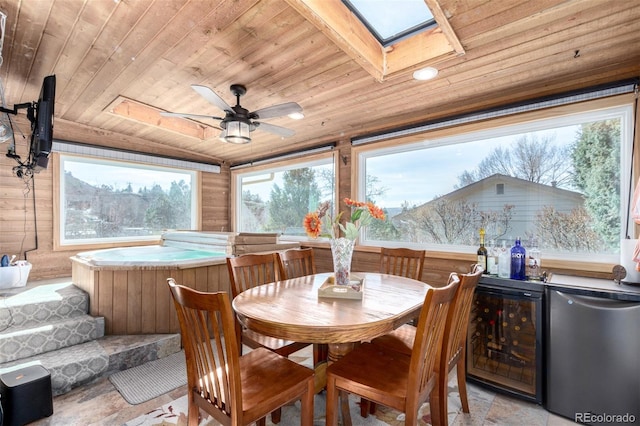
(354, 94), (636, 267)
(231, 151), (337, 238)
(55, 152), (200, 250)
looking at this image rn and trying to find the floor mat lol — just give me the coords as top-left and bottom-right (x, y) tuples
(109, 351), (187, 405)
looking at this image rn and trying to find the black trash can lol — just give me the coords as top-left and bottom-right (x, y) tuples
(0, 365), (53, 426)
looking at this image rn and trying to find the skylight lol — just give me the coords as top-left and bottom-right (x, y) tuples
(342, 0), (437, 47)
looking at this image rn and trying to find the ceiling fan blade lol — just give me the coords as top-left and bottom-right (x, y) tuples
(255, 121), (296, 137)
(191, 84), (233, 113)
(160, 111), (224, 121)
(252, 102), (302, 119)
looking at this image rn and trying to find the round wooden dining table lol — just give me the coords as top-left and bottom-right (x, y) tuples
(232, 272), (430, 425)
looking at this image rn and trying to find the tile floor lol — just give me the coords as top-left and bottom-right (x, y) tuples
(26, 344), (578, 426)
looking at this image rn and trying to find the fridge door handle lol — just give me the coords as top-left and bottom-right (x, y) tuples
(553, 290), (640, 310)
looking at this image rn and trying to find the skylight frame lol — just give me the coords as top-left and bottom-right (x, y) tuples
(342, 0), (438, 47)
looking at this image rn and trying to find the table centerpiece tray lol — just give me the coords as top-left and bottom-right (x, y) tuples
(318, 274), (364, 299)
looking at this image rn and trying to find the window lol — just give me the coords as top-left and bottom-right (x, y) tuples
(358, 99), (634, 263)
(234, 155), (335, 237)
(58, 154), (198, 247)
(342, 0), (436, 46)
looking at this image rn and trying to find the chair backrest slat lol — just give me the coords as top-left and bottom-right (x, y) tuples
(379, 247), (426, 281)
(167, 278), (242, 422)
(277, 248), (317, 279)
(408, 274), (459, 406)
(227, 253), (280, 298)
(445, 263), (483, 370)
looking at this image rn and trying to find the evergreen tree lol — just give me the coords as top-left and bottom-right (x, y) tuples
(571, 119), (621, 249)
(267, 168), (321, 234)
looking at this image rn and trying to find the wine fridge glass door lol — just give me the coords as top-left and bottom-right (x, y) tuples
(466, 285), (543, 403)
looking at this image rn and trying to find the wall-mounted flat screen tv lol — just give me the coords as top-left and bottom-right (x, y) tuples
(30, 74), (56, 170)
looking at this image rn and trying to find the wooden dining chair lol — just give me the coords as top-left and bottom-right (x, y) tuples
(167, 278), (314, 426)
(379, 247), (426, 281)
(368, 264), (484, 425)
(326, 275), (460, 426)
(276, 248), (328, 366)
(227, 253), (313, 423)
(276, 248), (317, 279)
(227, 252), (309, 356)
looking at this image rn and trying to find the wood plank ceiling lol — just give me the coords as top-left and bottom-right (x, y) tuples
(0, 0), (638, 166)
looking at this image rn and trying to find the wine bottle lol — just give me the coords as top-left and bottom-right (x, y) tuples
(477, 228), (488, 273)
(510, 237), (526, 280)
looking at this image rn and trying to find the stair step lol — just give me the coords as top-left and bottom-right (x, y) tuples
(99, 333), (182, 376)
(0, 278), (182, 397)
(0, 282), (89, 330)
(0, 340), (110, 396)
(0, 314), (102, 363)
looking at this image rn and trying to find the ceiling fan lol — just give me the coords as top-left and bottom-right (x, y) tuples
(160, 84), (303, 144)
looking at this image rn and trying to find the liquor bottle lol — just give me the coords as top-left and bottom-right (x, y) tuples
(487, 239), (498, 275)
(510, 237), (526, 280)
(498, 241), (510, 278)
(477, 228), (488, 273)
(526, 239), (542, 280)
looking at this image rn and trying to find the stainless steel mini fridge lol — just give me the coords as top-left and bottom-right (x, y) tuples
(546, 287), (640, 425)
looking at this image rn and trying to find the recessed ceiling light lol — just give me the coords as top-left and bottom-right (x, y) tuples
(288, 112), (305, 120)
(413, 66), (438, 81)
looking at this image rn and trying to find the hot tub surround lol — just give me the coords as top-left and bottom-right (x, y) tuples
(71, 255), (229, 335)
(70, 231), (299, 335)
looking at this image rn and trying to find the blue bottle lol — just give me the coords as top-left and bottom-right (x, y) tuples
(1, 254), (9, 267)
(510, 237), (526, 280)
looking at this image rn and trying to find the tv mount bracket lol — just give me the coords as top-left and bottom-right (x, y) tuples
(1, 102), (38, 175)
(0, 102), (36, 123)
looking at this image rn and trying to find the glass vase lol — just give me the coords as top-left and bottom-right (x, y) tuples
(330, 237), (355, 286)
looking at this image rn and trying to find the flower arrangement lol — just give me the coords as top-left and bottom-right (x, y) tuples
(303, 198), (385, 287)
(303, 198), (386, 240)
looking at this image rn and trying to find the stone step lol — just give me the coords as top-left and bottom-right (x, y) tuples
(0, 278), (182, 397)
(0, 282), (89, 330)
(0, 314), (104, 363)
(0, 334), (182, 396)
(99, 333), (182, 376)
(0, 340), (109, 396)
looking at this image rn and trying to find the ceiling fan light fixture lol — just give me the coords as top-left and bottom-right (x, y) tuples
(288, 111), (305, 120)
(413, 66), (438, 81)
(223, 120), (251, 144)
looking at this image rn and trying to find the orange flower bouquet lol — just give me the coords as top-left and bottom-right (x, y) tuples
(303, 198), (385, 286)
(303, 198), (385, 241)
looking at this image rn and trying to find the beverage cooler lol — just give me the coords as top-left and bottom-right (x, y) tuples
(466, 277), (544, 403)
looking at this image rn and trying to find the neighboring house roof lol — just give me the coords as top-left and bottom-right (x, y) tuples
(393, 173), (584, 222)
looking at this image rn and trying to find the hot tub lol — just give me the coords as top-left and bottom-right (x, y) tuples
(73, 245), (227, 268)
(71, 232), (233, 335)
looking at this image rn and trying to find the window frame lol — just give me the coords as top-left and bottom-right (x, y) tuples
(353, 94), (636, 271)
(54, 152), (201, 251)
(231, 151), (338, 239)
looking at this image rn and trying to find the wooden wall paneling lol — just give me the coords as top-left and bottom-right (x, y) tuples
(208, 263), (230, 293)
(97, 270), (114, 335)
(201, 168), (231, 232)
(194, 266), (208, 293)
(126, 269), (142, 334)
(180, 267), (196, 289)
(111, 270), (128, 334)
(141, 270), (157, 334)
(155, 269), (176, 333)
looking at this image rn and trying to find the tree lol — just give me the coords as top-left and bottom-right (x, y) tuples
(571, 119), (620, 249)
(534, 205), (603, 251)
(267, 168), (321, 234)
(457, 134), (574, 188)
(241, 191), (267, 232)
